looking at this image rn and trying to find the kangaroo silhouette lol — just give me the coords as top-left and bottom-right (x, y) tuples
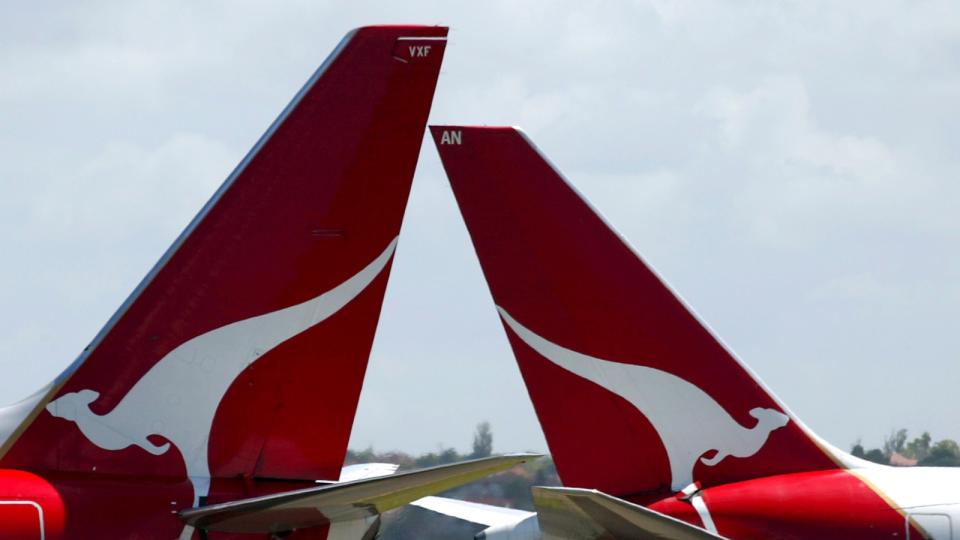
(47, 238), (399, 505)
(498, 307), (790, 491)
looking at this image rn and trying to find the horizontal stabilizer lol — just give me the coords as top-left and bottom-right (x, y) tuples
(411, 495), (536, 527)
(337, 463), (400, 483)
(533, 487), (725, 540)
(180, 454), (540, 533)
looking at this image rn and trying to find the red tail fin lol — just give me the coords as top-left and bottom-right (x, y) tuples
(431, 126), (841, 497)
(0, 26), (447, 500)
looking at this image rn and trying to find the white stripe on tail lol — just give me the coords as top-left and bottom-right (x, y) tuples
(47, 238), (399, 505)
(498, 306), (789, 491)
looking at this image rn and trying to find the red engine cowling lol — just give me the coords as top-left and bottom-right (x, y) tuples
(0, 469), (65, 540)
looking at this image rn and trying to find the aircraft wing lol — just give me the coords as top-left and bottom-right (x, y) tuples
(337, 463), (400, 483)
(312, 463), (401, 486)
(179, 454), (539, 534)
(411, 495), (535, 527)
(533, 487), (726, 540)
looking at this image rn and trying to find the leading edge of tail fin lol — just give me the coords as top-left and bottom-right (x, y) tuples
(0, 26), (448, 496)
(430, 125), (844, 496)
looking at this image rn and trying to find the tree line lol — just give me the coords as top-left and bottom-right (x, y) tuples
(346, 424), (959, 538)
(346, 422), (557, 539)
(851, 429), (960, 467)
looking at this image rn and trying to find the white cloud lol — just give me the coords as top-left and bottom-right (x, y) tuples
(0, 132), (235, 399)
(1, 1), (959, 454)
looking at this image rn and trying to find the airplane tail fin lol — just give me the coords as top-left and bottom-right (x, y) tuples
(0, 26), (447, 499)
(430, 126), (843, 497)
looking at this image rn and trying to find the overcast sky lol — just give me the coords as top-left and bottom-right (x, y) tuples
(1, 1), (958, 456)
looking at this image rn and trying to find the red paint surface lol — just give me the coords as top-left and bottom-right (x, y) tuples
(433, 126), (934, 539)
(0, 470), (327, 539)
(0, 25), (446, 539)
(432, 125), (837, 496)
(647, 469), (925, 539)
(0, 470), (65, 540)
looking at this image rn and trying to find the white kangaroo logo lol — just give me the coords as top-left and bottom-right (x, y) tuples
(46, 238), (399, 505)
(498, 307), (789, 491)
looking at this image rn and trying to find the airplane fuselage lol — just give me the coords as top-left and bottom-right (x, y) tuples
(0, 468), (325, 539)
(643, 467), (960, 539)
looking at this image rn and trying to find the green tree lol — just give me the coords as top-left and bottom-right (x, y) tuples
(919, 439), (960, 467)
(883, 428), (908, 457)
(415, 447), (463, 468)
(852, 439), (887, 465)
(851, 440), (866, 458)
(904, 432), (932, 461)
(863, 448), (887, 464)
(471, 421), (493, 459)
